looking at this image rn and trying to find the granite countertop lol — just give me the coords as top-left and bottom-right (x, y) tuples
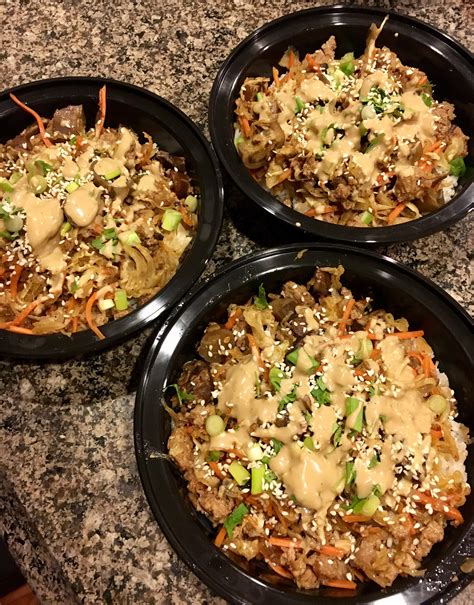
(0, 0), (472, 603)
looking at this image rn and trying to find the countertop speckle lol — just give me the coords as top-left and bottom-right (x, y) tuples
(0, 1), (472, 604)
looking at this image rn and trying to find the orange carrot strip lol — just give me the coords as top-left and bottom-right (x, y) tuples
(418, 76), (428, 86)
(387, 203), (406, 225)
(370, 348), (381, 360)
(10, 263), (23, 298)
(7, 325), (34, 334)
(342, 514), (370, 523)
(179, 205), (193, 227)
(209, 461), (226, 481)
(214, 525), (227, 547)
(266, 561), (293, 579)
(272, 66), (280, 86)
(319, 545), (346, 559)
(228, 448), (246, 459)
(304, 208), (316, 217)
(424, 141), (442, 154)
(11, 300), (40, 326)
(9, 93), (52, 147)
(423, 354), (436, 377)
(338, 298), (355, 336)
(305, 53), (320, 72)
(391, 330), (425, 340)
(322, 579), (357, 590)
(95, 84), (107, 138)
(85, 291), (106, 340)
(430, 427), (443, 439)
(366, 333), (381, 340)
(288, 49), (294, 69)
(268, 536), (303, 549)
(412, 490), (463, 523)
(224, 308), (242, 330)
(71, 316), (79, 334)
(239, 116), (251, 138)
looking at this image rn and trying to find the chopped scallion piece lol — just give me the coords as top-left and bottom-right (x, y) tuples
(205, 414), (225, 437)
(271, 438), (283, 455)
(345, 461), (356, 487)
(303, 436), (315, 451)
(421, 93), (433, 107)
(286, 348), (299, 365)
(353, 406), (365, 433)
(294, 96), (305, 113)
(104, 167), (121, 180)
(60, 222), (72, 236)
(278, 384), (298, 412)
(339, 52), (355, 76)
(345, 396), (360, 416)
(223, 503), (249, 537)
(166, 383), (194, 406)
(365, 134), (384, 153)
(254, 283), (269, 309)
(229, 461), (250, 486)
(361, 494), (380, 516)
(9, 172), (23, 186)
(269, 366), (285, 392)
(65, 181), (79, 193)
(207, 450), (222, 462)
(368, 453), (380, 469)
(29, 174), (47, 194)
(0, 179), (13, 192)
(449, 157), (466, 177)
(251, 465), (265, 494)
(161, 209), (182, 231)
(34, 159), (52, 175)
(360, 211), (373, 225)
(256, 92), (264, 102)
(184, 194), (198, 212)
(114, 289), (128, 311)
(98, 298), (115, 312)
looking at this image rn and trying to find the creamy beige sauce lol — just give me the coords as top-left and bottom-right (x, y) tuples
(64, 183), (100, 227)
(214, 323), (436, 518)
(114, 128), (135, 162)
(61, 158), (79, 179)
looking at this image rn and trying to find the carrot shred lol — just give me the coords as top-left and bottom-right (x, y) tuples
(268, 536), (303, 549)
(319, 545), (346, 559)
(85, 291), (106, 340)
(9, 93), (52, 148)
(304, 53), (320, 72)
(387, 202), (406, 225)
(9, 263), (24, 298)
(239, 116), (251, 138)
(424, 141), (442, 154)
(304, 208), (316, 217)
(418, 75), (428, 86)
(224, 308), (241, 330)
(338, 298), (355, 336)
(11, 300), (40, 326)
(366, 333), (381, 340)
(391, 330), (425, 340)
(209, 461), (226, 480)
(214, 525), (227, 547)
(412, 490), (463, 524)
(342, 514), (370, 523)
(288, 49), (294, 69)
(228, 447), (246, 460)
(430, 427), (443, 439)
(322, 579), (357, 590)
(370, 347), (381, 360)
(71, 316), (79, 334)
(6, 325), (34, 334)
(266, 561), (293, 579)
(272, 66), (280, 86)
(95, 84), (107, 138)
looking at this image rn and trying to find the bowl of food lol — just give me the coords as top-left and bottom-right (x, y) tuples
(209, 6), (473, 244)
(135, 244), (473, 604)
(0, 77), (223, 358)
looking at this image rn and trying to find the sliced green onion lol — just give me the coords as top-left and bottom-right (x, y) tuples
(251, 465), (265, 495)
(353, 406), (365, 433)
(161, 209), (182, 231)
(303, 436), (315, 451)
(345, 397), (360, 416)
(254, 283), (269, 310)
(65, 181), (79, 193)
(0, 231), (16, 240)
(332, 423), (343, 447)
(269, 366), (284, 392)
(9, 172), (23, 186)
(91, 237), (104, 251)
(359, 123), (368, 136)
(365, 134), (384, 153)
(427, 394), (447, 414)
(256, 92), (264, 102)
(368, 454), (380, 469)
(34, 160), (53, 175)
(339, 52), (355, 76)
(294, 96), (305, 113)
(29, 174), (47, 194)
(421, 93), (433, 107)
(104, 167), (122, 180)
(286, 349), (299, 365)
(223, 503), (249, 538)
(360, 211), (373, 225)
(361, 494), (380, 516)
(5, 215), (24, 233)
(247, 443), (263, 461)
(98, 298), (115, 312)
(229, 461), (250, 486)
(271, 438), (283, 455)
(205, 414), (225, 437)
(449, 157), (466, 177)
(357, 337), (373, 359)
(345, 461), (355, 487)
(207, 450), (222, 462)
(0, 179), (13, 192)
(184, 194), (198, 212)
(114, 289), (128, 311)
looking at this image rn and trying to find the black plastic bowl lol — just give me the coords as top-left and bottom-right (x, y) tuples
(0, 77), (223, 359)
(209, 6), (474, 245)
(135, 244), (473, 605)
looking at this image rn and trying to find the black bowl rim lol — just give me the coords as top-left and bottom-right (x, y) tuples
(134, 242), (473, 605)
(0, 76), (224, 360)
(209, 4), (474, 245)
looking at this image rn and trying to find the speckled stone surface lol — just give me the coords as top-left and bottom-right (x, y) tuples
(0, 0), (472, 604)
